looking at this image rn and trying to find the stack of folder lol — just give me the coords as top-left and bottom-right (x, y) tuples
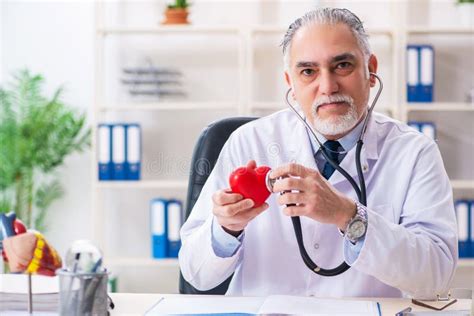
(455, 200), (474, 258)
(98, 123), (142, 181)
(0, 274), (59, 313)
(407, 121), (437, 140)
(150, 198), (183, 259)
(406, 44), (434, 102)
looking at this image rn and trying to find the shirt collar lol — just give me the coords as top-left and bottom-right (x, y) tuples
(306, 116), (366, 155)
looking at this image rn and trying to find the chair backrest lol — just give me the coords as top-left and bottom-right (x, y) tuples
(179, 116), (257, 294)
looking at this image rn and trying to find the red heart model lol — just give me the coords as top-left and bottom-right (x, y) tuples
(13, 219), (27, 235)
(229, 165), (271, 207)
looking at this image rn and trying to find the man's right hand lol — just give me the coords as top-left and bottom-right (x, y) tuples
(212, 160), (269, 237)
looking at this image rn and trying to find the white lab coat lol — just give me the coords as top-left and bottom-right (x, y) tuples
(179, 109), (458, 299)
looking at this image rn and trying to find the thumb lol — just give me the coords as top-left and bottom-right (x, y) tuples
(246, 160), (257, 169)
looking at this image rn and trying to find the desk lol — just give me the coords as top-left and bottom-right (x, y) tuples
(109, 293), (472, 315)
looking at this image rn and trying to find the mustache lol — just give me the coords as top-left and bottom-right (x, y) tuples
(313, 94), (354, 109)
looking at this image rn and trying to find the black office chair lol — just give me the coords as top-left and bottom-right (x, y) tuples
(179, 116), (257, 294)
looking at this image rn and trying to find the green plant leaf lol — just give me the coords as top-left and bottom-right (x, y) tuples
(0, 69), (91, 230)
(34, 179), (64, 231)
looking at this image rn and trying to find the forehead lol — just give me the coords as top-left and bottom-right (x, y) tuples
(289, 23), (363, 64)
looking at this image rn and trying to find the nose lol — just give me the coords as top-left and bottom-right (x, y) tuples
(318, 70), (339, 95)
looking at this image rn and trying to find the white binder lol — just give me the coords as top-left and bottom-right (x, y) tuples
(112, 124), (126, 180)
(167, 200), (182, 258)
(98, 124), (112, 180)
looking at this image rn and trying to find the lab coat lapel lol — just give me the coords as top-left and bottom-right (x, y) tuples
(287, 114), (318, 171)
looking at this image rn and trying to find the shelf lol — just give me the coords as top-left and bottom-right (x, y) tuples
(250, 25), (394, 36)
(107, 257), (179, 267)
(451, 180), (474, 190)
(406, 103), (474, 112)
(99, 25), (395, 37)
(98, 26), (241, 35)
(95, 180), (188, 190)
(458, 259), (474, 268)
(106, 257), (473, 268)
(99, 102), (238, 112)
(407, 27), (474, 35)
(250, 102), (396, 114)
(96, 180), (471, 190)
(251, 102), (285, 110)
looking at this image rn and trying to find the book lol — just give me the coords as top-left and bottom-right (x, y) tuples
(145, 295), (381, 316)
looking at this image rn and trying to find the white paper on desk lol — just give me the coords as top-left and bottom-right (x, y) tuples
(145, 295), (380, 315)
(146, 296), (265, 315)
(0, 274), (59, 294)
(259, 296), (380, 315)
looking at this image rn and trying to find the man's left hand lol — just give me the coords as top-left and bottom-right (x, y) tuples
(270, 163), (356, 230)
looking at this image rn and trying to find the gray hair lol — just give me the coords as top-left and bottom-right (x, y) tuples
(281, 8), (372, 76)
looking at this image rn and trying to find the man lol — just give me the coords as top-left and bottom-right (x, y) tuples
(179, 8), (457, 299)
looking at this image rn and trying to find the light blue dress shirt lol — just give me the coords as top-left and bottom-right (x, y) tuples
(211, 118), (368, 263)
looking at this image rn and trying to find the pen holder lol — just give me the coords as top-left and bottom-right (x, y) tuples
(57, 269), (109, 316)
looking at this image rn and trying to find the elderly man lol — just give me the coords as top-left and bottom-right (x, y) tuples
(179, 8), (457, 299)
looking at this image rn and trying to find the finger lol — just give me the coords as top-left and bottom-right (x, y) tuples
(272, 177), (306, 193)
(282, 205), (305, 217)
(246, 160), (257, 169)
(221, 203), (269, 226)
(277, 192), (305, 206)
(212, 190), (243, 206)
(219, 198), (255, 217)
(269, 163), (312, 180)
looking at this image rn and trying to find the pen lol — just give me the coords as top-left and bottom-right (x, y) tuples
(395, 306), (412, 316)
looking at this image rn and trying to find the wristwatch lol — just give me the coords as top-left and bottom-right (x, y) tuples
(344, 202), (368, 244)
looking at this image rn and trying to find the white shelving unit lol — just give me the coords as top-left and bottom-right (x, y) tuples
(92, 2), (474, 293)
(95, 180), (188, 190)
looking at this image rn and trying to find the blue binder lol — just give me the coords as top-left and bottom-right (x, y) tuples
(407, 121), (421, 132)
(419, 45), (434, 102)
(125, 124), (141, 180)
(470, 200), (474, 258)
(406, 45), (434, 102)
(407, 121), (436, 140)
(455, 200), (470, 258)
(166, 199), (183, 258)
(406, 45), (420, 102)
(112, 124), (127, 180)
(151, 198), (168, 259)
(98, 124), (113, 180)
(420, 122), (436, 140)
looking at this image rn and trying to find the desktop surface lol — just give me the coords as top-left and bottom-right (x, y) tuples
(109, 293), (472, 316)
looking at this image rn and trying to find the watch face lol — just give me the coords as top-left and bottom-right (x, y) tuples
(349, 220), (366, 239)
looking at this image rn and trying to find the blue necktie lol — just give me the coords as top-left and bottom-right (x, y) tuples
(320, 140), (342, 179)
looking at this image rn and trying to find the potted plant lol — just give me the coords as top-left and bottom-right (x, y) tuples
(163, 0), (190, 25)
(0, 70), (90, 231)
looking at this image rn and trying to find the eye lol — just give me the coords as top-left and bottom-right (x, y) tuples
(301, 69), (315, 76)
(336, 62), (352, 69)
(334, 62), (354, 74)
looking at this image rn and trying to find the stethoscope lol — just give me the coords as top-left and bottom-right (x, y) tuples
(283, 72), (383, 276)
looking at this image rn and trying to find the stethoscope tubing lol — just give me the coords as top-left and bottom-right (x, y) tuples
(284, 73), (383, 276)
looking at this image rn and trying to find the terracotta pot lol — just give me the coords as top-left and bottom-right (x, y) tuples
(163, 8), (189, 25)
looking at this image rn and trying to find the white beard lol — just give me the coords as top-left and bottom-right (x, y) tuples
(311, 94), (360, 136)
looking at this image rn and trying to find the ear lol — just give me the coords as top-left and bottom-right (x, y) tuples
(284, 71), (296, 99)
(368, 54), (378, 87)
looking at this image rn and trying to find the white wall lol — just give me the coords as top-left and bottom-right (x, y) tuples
(1, 0), (472, 293)
(0, 0), (320, 260)
(1, 0), (95, 256)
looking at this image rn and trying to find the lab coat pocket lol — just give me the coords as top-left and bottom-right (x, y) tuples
(371, 204), (396, 224)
